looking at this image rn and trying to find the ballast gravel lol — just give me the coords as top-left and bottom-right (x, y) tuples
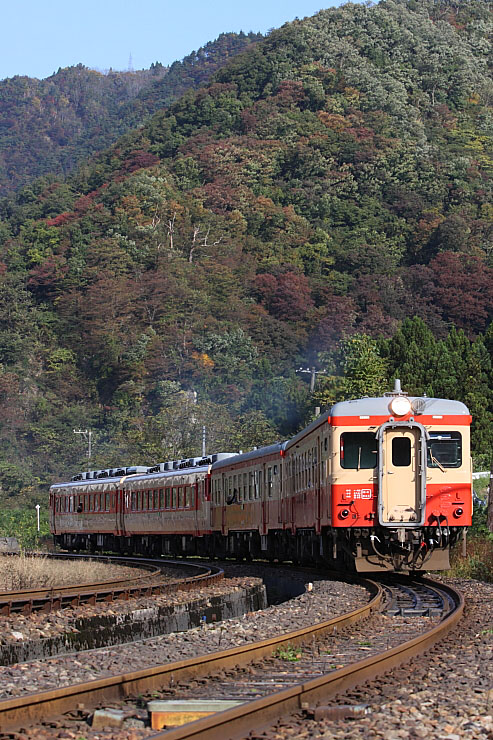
(3, 572), (491, 740)
(0, 562), (208, 645)
(0, 566), (367, 700)
(247, 577), (493, 740)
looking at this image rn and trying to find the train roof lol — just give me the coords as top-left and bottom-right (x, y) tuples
(211, 442), (286, 471)
(51, 463), (212, 490)
(330, 395), (470, 418)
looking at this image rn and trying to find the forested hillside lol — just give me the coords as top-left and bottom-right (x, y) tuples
(0, 0), (491, 506)
(0, 32), (262, 197)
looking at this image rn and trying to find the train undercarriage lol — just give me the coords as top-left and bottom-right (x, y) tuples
(55, 523), (465, 573)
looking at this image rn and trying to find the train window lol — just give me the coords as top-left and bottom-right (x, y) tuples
(131, 492), (137, 511)
(340, 433), (377, 469)
(95, 494), (100, 512)
(185, 487), (191, 508)
(427, 432), (462, 468)
(172, 487), (177, 508)
(111, 493), (115, 509)
(153, 490), (159, 509)
(324, 437), (328, 452)
(159, 489), (164, 509)
(392, 437), (411, 467)
(267, 467), (273, 497)
(89, 494), (93, 511)
(105, 493), (110, 511)
(165, 488), (170, 508)
(178, 488), (185, 508)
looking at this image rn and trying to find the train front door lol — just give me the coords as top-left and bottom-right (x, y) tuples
(378, 423), (426, 527)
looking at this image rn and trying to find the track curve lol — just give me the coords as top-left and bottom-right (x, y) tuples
(0, 575), (463, 737)
(0, 554), (223, 615)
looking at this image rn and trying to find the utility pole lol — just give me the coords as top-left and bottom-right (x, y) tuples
(488, 456), (493, 533)
(73, 429), (92, 459)
(296, 366), (326, 393)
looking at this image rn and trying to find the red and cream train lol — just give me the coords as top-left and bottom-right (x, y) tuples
(50, 382), (472, 572)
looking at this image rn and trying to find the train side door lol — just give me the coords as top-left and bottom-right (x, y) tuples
(116, 483), (126, 536)
(278, 459), (283, 524)
(50, 490), (57, 534)
(316, 436), (321, 533)
(261, 463), (268, 535)
(221, 473), (227, 535)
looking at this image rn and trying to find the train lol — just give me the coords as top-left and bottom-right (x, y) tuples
(50, 381), (472, 572)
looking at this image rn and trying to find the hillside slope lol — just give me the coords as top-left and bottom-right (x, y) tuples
(0, 32), (262, 197)
(0, 0), (491, 503)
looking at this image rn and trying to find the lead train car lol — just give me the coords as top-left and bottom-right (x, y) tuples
(51, 383), (472, 572)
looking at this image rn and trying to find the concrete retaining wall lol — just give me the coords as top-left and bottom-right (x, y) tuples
(0, 582), (267, 665)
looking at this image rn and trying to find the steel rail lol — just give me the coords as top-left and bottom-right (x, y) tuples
(157, 577), (463, 740)
(0, 577), (383, 732)
(0, 555), (223, 615)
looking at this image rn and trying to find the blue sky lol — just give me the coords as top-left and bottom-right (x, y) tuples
(2, 1), (347, 81)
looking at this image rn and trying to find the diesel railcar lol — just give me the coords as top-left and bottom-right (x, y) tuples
(51, 382), (472, 572)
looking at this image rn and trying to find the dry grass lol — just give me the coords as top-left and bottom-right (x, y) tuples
(0, 554), (147, 591)
(449, 537), (493, 582)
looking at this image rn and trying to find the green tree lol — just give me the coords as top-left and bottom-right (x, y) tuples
(340, 334), (388, 399)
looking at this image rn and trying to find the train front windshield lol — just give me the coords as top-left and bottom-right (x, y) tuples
(427, 432), (462, 468)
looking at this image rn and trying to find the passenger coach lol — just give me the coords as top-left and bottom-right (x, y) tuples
(51, 382), (472, 572)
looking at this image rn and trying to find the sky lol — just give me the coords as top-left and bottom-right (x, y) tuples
(2, 1), (347, 81)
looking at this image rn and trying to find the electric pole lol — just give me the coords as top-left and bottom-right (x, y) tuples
(73, 429), (92, 459)
(296, 366), (326, 392)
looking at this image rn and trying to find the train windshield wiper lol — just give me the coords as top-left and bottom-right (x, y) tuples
(431, 453), (446, 473)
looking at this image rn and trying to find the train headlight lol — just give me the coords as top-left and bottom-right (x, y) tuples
(453, 508), (464, 518)
(389, 396), (412, 417)
(340, 509), (350, 519)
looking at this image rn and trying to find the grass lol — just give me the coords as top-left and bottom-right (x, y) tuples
(273, 644), (303, 661)
(449, 536), (493, 582)
(0, 553), (146, 590)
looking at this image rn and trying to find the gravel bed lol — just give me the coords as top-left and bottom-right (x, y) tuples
(0, 576), (258, 645)
(245, 577), (493, 740)
(0, 570), (366, 710)
(5, 575), (490, 740)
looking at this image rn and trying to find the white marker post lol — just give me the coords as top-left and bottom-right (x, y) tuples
(35, 504), (40, 533)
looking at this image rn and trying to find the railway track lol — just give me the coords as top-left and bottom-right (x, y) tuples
(0, 554), (223, 615)
(0, 574), (463, 738)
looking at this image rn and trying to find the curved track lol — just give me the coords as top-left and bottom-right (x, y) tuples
(0, 575), (463, 737)
(0, 554), (223, 615)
